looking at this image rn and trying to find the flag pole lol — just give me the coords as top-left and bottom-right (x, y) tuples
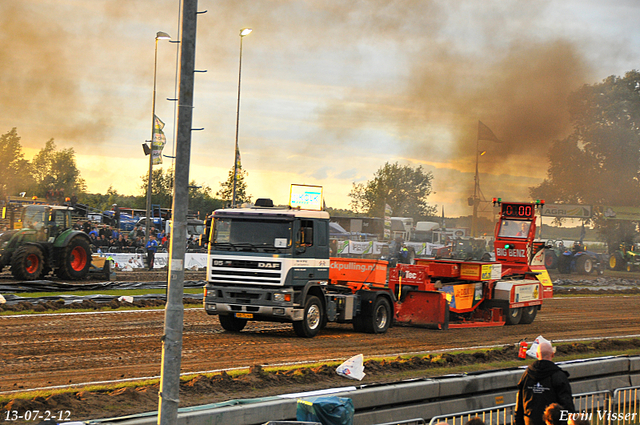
(472, 122), (480, 237)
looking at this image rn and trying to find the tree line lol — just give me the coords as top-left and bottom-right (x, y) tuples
(0, 128), (249, 219)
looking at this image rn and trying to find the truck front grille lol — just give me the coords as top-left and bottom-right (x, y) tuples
(209, 258), (283, 286)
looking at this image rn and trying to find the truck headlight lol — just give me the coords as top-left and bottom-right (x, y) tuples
(273, 293), (291, 302)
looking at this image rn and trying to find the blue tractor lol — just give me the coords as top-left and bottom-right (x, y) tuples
(557, 241), (605, 275)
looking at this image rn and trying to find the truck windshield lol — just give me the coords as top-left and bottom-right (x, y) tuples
(213, 217), (292, 251)
(498, 219), (530, 238)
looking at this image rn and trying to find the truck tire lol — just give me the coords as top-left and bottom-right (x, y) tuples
(576, 255), (593, 275)
(11, 245), (44, 281)
(505, 307), (522, 325)
(219, 314), (248, 332)
(519, 306), (537, 324)
(293, 295), (323, 338)
(57, 237), (91, 280)
(362, 296), (391, 334)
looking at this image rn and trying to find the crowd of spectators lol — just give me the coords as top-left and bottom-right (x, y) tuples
(76, 221), (171, 253)
(74, 220), (203, 253)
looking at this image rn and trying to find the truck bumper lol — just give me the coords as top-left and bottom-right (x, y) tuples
(204, 301), (303, 322)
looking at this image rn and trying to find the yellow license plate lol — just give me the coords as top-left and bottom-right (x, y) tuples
(235, 313), (253, 319)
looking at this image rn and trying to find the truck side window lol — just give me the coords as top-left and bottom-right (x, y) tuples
(298, 220), (313, 247)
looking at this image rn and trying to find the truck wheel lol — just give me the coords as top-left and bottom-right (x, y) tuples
(481, 253), (491, 262)
(576, 255), (593, 275)
(57, 237), (91, 280)
(505, 307), (522, 325)
(519, 306), (537, 324)
(293, 295), (323, 338)
(363, 297), (391, 334)
(11, 245), (44, 281)
(219, 314), (248, 332)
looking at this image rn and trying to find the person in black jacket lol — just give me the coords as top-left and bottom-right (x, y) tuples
(515, 340), (575, 425)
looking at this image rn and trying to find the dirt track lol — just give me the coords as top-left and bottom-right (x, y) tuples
(3, 295), (640, 392)
(2, 272), (640, 422)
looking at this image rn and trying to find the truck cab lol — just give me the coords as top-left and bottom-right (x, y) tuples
(204, 204), (333, 336)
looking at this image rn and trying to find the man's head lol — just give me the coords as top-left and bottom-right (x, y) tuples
(543, 403), (564, 425)
(537, 340), (554, 361)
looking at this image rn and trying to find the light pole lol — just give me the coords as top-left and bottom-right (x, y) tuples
(145, 31), (171, 247)
(232, 27), (252, 208)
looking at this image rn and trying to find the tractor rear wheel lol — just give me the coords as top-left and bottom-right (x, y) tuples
(557, 255), (571, 274)
(609, 252), (625, 271)
(576, 255), (594, 275)
(57, 237), (91, 280)
(11, 245), (44, 281)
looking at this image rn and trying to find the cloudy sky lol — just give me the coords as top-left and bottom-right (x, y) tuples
(2, 0), (639, 217)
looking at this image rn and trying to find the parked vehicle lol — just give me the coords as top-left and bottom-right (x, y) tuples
(542, 240), (567, 270)
(557, 241), (605, 275)
(0, 204), (92, 280)
(609, 243), (640, 272)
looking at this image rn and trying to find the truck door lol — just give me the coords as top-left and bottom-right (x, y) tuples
(293, 219), (330, 282)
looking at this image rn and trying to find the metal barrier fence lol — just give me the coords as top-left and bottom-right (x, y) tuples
(426, 388), (640, 425)
(375, 420), (426, 425)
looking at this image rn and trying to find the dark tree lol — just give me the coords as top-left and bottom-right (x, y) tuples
(349, 162), (436, 220)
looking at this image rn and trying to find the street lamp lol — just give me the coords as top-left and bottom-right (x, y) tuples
(232, 27), (252, 208)
(145, 31), (171, 247)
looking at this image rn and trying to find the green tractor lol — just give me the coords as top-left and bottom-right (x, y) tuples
(609, 243), (640, 272)
(0, 204), (92, 281)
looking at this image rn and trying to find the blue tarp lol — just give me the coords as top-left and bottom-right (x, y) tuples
(297, 396), (354, 425)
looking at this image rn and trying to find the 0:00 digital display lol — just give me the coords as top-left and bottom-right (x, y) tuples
(501, 203), (534, 219)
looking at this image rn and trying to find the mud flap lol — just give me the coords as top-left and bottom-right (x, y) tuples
(395, 290), (449, 330)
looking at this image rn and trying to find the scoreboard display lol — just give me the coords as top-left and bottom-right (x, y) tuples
(500, 202), (536, 219)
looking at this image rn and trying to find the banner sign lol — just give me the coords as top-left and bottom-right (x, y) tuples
(107, 253), (207, 271)
(599, 206), (640, 221)
(541, 204), (592, 218)
(289, 184), (323, 211)
(334, 240), (444, 257)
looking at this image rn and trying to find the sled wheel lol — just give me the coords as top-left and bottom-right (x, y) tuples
(293, 295), (323, 338)
(505, 307), (522, 325)
(11, 245), (44, 281)
(520, 306), (537, 324)
(219, 314), (248, 332)
(58, 237), (91, 280)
